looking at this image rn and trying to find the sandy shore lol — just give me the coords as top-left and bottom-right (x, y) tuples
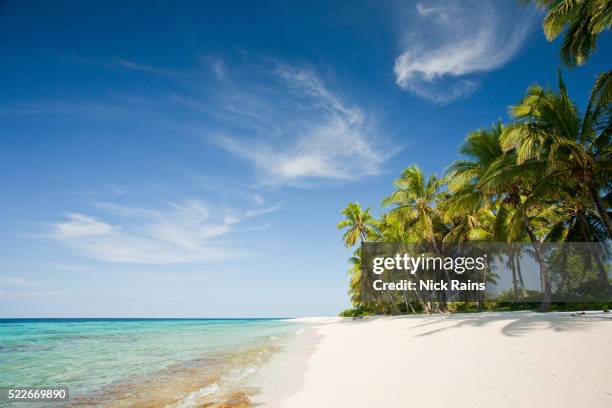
(255, 312), (612, 408)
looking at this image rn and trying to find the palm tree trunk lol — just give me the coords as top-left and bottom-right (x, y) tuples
(522, 213), (552, 312)
(403, 291), (416, 313)
(430, 238), (450, 311)
(411, 286), (429, 313)
(515, 255), (527, 297)
(558, 249), (571, 292)
(577, 211), (609, 286)
(592, 249), (610, 287)
(510, 256), (519, 301)
(587, 183), (612, 238)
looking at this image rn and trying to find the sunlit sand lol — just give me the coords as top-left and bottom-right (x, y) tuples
(255, 312), (612, 408)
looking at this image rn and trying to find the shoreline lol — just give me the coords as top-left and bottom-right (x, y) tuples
(0, 318), (301, 408)
(257, 311), (612, 408)
(246, 324), (322, 407)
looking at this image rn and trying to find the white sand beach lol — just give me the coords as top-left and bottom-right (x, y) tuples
(254, 312), (612, 408)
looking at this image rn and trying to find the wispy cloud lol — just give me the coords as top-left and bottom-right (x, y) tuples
(7, 53), (392, 188)
(49, 199), (278, 264)
(113, 58), (185, 77)
(204, 62), (391, 187)
(394, 1), (537, 104)
(54, 213), (114, 238)
(7, 56), (391, 188)
(67, 55), (185, 78)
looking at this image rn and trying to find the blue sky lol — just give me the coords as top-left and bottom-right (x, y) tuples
(1, 0), (610, 317)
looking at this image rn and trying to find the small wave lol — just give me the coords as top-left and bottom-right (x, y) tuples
(223, 364), (258, 383)
(166, 363), (261, 407)
(166, 383), (220, 408)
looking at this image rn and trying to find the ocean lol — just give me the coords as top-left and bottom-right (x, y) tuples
(0, 318), (301, 407)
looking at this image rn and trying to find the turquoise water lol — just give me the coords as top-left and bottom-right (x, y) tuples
(0, 318), (299, 406)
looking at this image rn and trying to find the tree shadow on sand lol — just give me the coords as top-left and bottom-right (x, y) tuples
(397, 312), (612, 337)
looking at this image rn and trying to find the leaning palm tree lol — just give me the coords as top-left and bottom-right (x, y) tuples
(337, 202), (377, 248)
(531, 0), (612, 66)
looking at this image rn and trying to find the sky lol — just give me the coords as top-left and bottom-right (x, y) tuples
(0, 0), (610, 317)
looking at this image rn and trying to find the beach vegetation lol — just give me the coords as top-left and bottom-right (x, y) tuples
(338, 70), (611, 315)
(529, 0), (612, 66)
(337, 4), (610, 315)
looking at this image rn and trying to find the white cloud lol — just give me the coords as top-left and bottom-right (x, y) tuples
(394, 1), (537, 103)
(44, 57), (391, 187)
(49, 199), (278, 264)
(244, 202), (283, 218)
(206, 63), (391, 187)
(53, 213), (114, 238)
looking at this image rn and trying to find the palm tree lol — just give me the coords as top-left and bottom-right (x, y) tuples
(382, 165), (448, 311)
(441, 206), (495, 243)
(445, 122), (506, 221)
(337, 202), (376, 248)
(542, 183), (611, 285)
(502, 71), (611, 238)
(372, 213), (405, 242)
(446, 123), (533, 301)
(478, 152), (556, 310)
(346, 250), (364, 307)
(336, 71), (610, 315)
(445, 120), (556, 310)
(381, 165), (444, 244)
(531, 0), (612, 66)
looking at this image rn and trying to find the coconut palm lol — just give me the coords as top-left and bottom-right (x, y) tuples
(381, 165), (450, 310)
(446, 123), (534, 301)
(381, 165), (445, 244)
(346, 250), (363, 306)
(531, 0), (612, 66)
(445, 121), (557, 310)
(479, 154), (555, 310)
(502, 70), (611, 238)
(336, 69), (610, 315)
(337, 202), (376, 248)
(441, 206), (495, 243)
(445, 122), (506, 221)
